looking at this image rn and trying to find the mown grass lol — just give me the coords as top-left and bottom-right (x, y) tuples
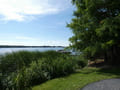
(32, 67), (120, 90)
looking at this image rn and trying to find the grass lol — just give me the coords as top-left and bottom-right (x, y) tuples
(32, 67), (120, 90)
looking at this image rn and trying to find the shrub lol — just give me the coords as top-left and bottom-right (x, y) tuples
(40, 56), (75, 78)
(0, 50), (87, 89)
(42, 50), (63, 59)
(17, 55), (76, 87)
(0, 51), (43, 75)
(25, 61), (48, 86)
(72, 54), (88, 69)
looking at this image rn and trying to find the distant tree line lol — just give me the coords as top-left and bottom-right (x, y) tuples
(0, 45), (65, 48)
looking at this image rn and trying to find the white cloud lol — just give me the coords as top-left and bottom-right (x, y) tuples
(0, 0), (72, 21)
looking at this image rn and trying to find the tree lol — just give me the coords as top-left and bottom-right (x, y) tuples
(68, 0), (120, 65)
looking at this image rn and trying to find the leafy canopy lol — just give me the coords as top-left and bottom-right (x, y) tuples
(68, 0), (120, 57)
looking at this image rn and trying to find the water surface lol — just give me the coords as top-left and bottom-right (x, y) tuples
(0, 47), (64, 55)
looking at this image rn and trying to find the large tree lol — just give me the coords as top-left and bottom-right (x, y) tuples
(68, 0), (120, 65)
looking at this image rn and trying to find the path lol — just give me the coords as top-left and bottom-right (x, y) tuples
(81, 79), (120, 90)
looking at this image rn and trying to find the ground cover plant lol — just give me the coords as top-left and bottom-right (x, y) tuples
(0, 50), (86, 90)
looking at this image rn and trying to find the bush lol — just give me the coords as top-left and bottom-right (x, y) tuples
(0, 51), (43, 75)
(0, 50), (87, 89)
(25, 61), (48, 86)
(40, 56), (75, 78)
(72, 54), (88, 69)
(16, 55), (76, 87)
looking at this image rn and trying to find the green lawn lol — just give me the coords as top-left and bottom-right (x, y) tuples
(32, 67), (120, 90)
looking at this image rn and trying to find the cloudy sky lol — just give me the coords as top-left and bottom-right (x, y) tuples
(0, 0), (74, 46)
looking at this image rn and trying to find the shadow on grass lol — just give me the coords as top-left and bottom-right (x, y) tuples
(97, 68), (120, 76)
(78, 69), (98, 74)
(75, 67), (120, 77)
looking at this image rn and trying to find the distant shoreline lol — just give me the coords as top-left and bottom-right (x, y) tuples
(0, 45), (65, 48)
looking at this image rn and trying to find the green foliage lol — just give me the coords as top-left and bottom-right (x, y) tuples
(40, 56), (75, 78)
(0, 51), (85, 89)
(24, 61), (48, 87)
(75, 54), (88, 68)
(0, 51), (43, 75)
(68, 0), (120, 62)
(19, 54), (76, 87)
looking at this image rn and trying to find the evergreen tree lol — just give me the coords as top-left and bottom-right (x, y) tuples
(68, 0), (120, 65)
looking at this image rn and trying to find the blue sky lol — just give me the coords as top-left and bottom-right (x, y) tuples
(0, 0), (74, 46)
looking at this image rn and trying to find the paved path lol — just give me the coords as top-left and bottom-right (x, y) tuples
(81, 79), (120, 90)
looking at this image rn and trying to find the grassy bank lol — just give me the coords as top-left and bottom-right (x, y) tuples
(32, 67), (120, 90)
(0, 51), (86, 90)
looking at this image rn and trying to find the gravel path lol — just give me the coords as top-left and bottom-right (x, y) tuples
(81, 79), (120, 90)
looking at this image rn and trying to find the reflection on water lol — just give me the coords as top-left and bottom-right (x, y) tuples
(0, 47), (64, 55)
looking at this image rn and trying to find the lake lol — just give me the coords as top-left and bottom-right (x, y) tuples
(0, 47), (64, 55)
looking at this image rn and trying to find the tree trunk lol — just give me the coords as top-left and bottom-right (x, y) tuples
(104, 52), (108, 64)
(112, 45), (120, 66)
(105, 45), (120, 66)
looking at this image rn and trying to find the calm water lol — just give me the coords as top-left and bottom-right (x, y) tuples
(0, 47), (64, 55)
